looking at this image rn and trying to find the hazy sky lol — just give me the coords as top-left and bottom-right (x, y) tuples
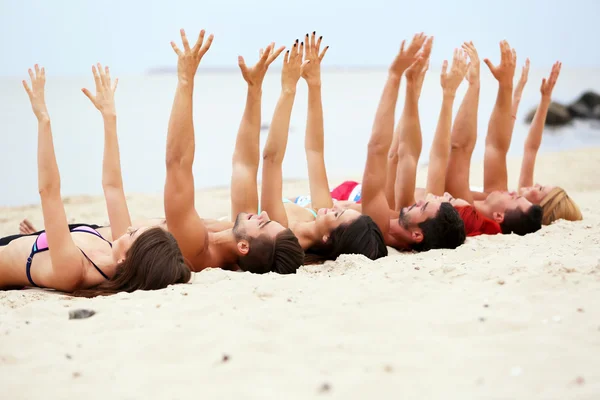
(1, 0), (598, 76)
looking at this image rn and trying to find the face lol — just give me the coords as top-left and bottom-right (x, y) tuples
(112, 226), (152, 264)
(233, 211), (286, 240)
(314, 203), (361, 236)
(399, 198), (444, 228)
(434, 192), (470, 207)
(485, 190), (532, 213)
(519, 184), (555, 205)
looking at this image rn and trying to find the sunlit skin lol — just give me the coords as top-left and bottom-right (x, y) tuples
(519, 184), (555, 205)
(314, 203), (362, 237)
(233, 211), (287, 239)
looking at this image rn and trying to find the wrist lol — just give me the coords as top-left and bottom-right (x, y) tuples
(37, 114), (51, 124)
(388, 72), (403, 82)
(247, 86), (262, 98)
(177, 80), (194, 93)
(102, 111), (117, 120)
(306, 80), (322, 89)
(540, 95), (552, 104)
(442, 90), (457, 99)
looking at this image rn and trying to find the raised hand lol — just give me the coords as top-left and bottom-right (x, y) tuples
(405, 54), (428, 86)
(483, 40), (517, 86)
(282, 39), (309, 92)
(440, 49), (468, 95)
(239, 43), (285, 88)
(22, 64), (49, 121)
(540, 61), (561, 98)
(301, 31), (329, 87)
(514, 58), (530, 99)
(170, 28), (214, 85)
(389, 33), (428, 78)
(82, 63), (118, 116)
(462, 41), (480, 85)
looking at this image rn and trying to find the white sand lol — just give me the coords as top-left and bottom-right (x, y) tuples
(1, 148), (600, 399)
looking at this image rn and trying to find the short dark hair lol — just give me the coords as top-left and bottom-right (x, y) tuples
(304, 215), (388, 264)
(500, 205), (542, 236)
(409, 203), (466, 251)
(238, 228), (304, 274)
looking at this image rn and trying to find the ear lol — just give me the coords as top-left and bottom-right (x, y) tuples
(236, 239), (250, 255)
(411, 229), (424, 243)
(117, 258), (125, 265)
(493, 211), (504, 223)
(322, 235), (330, 243)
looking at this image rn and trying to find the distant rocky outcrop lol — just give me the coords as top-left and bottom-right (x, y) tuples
(525, 90), (600, 127)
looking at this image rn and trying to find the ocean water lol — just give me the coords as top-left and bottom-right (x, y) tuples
(1, 68), (599, 207)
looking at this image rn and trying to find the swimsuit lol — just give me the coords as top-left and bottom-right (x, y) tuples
(290, 181), (364, 209)
(23, 225), (111, 288)
(282, 198), (318, 218)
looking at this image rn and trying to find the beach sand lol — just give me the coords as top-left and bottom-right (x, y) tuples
(1, 148), (599, 399)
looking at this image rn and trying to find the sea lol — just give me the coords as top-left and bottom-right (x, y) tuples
(1, 67), (599, 207)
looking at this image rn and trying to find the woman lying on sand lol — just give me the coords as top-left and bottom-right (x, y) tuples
(508, 60), (582, 225)
(252, 33), (387, 263)
(0, 65), (190, 295)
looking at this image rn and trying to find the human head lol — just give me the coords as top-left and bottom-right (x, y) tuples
(519, 184), (555, 205)
(455, 205), (501, 236)
(304, 203), (388, 264)
(539, 187), (582, 225)
(399, 200), (465, 251)
(233, 211), (304, 274)
(73, 227), (191, 297)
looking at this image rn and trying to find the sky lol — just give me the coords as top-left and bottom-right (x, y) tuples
(0, 0), (598, 76)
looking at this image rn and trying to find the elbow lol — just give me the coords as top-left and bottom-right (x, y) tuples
(261, 148), (284, 165)
(367, 141), (388, 157)
(38, 183), (60, 198)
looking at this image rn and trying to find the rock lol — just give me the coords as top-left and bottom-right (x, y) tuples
(567, 91), (600, 118)
(525, 101), (572, 126)
(68, 309), (96, 320)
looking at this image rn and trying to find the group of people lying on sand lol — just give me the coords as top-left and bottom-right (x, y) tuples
(0, 30), (582, 296)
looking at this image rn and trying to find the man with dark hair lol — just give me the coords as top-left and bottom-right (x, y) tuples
(164, 29), (304, 274)
(445, 40), (542, 236)
(361, 34), (466, 253)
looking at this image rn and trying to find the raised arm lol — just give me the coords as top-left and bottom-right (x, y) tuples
(445, 42), (481, 204)
(394, 37), (432, 210)
(386, 54), (429, 210)
(482, 41), (517, 192)
(82, 64), (131, 239)
(302, 32), (332, 210)
(23, 66), (85, 291)
(230, 43), (285, 220)
(518, 61), (561, 189)
(362, 33), (426, 235)
(425, 49), (468, 196)
(511, 58), (530, 128)
(164, 29), (213, 259)
(261, 40), (307, 226)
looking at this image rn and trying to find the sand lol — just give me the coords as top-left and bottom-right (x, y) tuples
(1, 148), (599, 399)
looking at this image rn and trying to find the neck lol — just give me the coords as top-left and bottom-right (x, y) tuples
(207, 229), (240, 267)
(387, 218), (411, 250)
(290, 221), (321, 250)
(94, 254), (119, 279)
(473, 201), (491, 218)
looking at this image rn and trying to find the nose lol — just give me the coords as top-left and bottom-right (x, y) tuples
(260, 211), (270, 221)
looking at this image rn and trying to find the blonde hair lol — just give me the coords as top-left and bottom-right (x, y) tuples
(539, 187), (582, 225)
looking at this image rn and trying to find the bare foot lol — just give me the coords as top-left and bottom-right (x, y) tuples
(19, 219), (37, 234)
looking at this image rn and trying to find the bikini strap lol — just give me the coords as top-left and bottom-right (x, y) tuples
(80, 249), (110, 281)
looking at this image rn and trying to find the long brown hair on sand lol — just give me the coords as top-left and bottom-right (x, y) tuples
(72, 227), (191, 298)
(539, 187), (583, 225)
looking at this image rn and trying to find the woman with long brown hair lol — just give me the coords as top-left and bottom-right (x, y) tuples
(0, 64), (190, 296)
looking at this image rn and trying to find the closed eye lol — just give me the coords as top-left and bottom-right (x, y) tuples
(259, 221), (272, 229)
(129, 229), (139, 237)
(421, 202), (429, 212)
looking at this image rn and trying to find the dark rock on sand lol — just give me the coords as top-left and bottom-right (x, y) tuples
(567, 91), (600, 118)
(525, 102), (573, 126)
(69, 309), (96, 320)
(524, 90), (600, 127)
